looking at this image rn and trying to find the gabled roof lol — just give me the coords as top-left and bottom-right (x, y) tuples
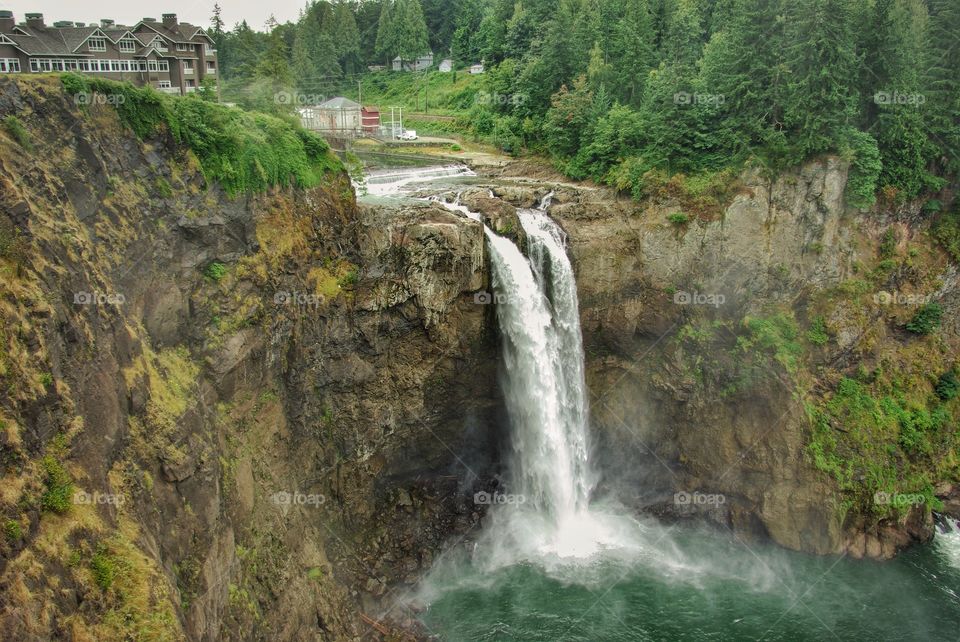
(63, 26), (105, 52)
(103, 29), (143, 44)
(133, 20), (212, 44)
(319, 97), (361, 110)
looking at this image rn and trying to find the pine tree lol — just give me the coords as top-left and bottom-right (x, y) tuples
(376, 0), (398, 63)
(610, 0), (656, 106)
(783, 0), (859, 161)
(926, 0), (960, 174)
(395, 0), (431, 63)
(331, 1), (361, 73)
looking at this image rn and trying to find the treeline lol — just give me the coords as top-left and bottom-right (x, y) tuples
(212, 0), (960, 206)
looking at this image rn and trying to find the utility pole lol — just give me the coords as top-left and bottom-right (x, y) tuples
(358, 80), (362, 105)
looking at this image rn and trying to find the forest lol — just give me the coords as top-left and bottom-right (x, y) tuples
(210, 0), (960, 208)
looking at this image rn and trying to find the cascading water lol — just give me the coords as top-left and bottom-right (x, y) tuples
(469, 194), (637, 561)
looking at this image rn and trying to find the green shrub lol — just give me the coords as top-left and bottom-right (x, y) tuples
(906, 303), (942, 335)
(808, 316), (829, 345)
(2, 116), (32, 151)
(668, 212), (689, 225)
(40, 455), (73, 514)
(91, 545), (117, 591)
(879, 229), (897, 259)
(60, 74), (342, 196)
(4, 519), (22, 541)
(839, 128), (882, 209)
(204, 261), (227, 282)
(933, 209), (960, 263)
(936, 370), (959, 401)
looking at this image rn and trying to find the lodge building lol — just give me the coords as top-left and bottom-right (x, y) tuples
(0, 11), (217, 96)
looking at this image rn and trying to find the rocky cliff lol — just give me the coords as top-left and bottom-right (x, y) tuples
(468, 158), (960, 559)
(0, 77), (500, 640)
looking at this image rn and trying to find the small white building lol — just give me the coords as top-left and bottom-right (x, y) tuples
(392, 52), (434, 72)
(299, 97), (362, 135)
(439, 58), (453, 72)
(469, 62), (484, 74)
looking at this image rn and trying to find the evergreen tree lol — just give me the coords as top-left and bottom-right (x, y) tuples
(395, 0), (431, 62)
(783, 0), (859, 161)
(331, 1), (361, 73)
(375, 0), (398, 63)
(926, 0), (960, 174)
(609, 0), (656, 106)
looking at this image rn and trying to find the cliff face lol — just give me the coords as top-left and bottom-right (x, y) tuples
(0, 77), (499, 640)
(476, 158), (959, 559)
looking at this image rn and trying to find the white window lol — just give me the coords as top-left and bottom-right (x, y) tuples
(0, 58), (20, 72)
(206, 61), (216, 73)
(29, 59), (38, 72)
(158, 80), (171, 88)
(120, 61), (130, 72)
(204, 45), (215, 55)
(186, 79), (195, 87)
(88, 37), (106, 52)
(158, 60), (169, 72)
(138, 60), (147, 71)
(119, 39), (136, 53)
(79, 60), (90, 71)
(176, 43), (191, 52)
(183, 60), (193, 73)
(110, 60), (120, 72)
(39, 59), (52, 71)
(153, 39), (168, 51)
(99, 60), (110, 72)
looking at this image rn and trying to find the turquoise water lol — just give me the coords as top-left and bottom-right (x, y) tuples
(416, 523), (960, 641)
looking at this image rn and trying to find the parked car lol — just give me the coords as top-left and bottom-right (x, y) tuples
(396, 130), (418, 141)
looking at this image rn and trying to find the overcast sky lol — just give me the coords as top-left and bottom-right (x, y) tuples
(3, 1), (304, 31)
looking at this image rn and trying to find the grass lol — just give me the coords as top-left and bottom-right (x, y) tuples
(334, 70), (486, 116)
(40, 454), (73, 514)
(2, 115), (32, 151)
(61, 73), (343, 197)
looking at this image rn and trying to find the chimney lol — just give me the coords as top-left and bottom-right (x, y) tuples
(53, 20), (74, 28)
(162, 13), (177, 28)
(100, 18), (114, 28)
(75, 22), (85, 27)
(142, 17), (157, 23)
(0, 10), (14, 32)
(24, 12), (43, 28)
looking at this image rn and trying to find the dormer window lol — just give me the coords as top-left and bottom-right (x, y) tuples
(176, 43), (191, 52)
(152, 39), (168, 51)
(88, 37), (106, 52)
(119, 39), (137, 53)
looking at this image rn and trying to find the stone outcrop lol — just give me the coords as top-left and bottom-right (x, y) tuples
(0, 77), (501, 641)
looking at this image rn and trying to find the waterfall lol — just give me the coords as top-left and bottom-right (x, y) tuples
(425, 183), (638, 560)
